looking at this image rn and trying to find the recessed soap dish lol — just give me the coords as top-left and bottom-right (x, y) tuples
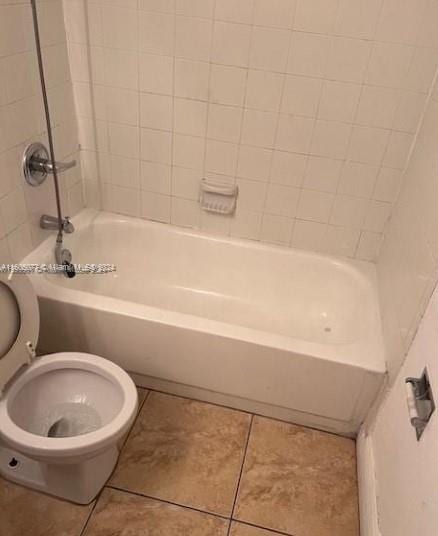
(199, 179), (238, 215)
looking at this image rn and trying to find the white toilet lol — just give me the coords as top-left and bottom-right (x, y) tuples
(0, 272), (138, 504)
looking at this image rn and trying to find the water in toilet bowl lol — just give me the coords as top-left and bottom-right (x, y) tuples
(35, 403), (102, 438)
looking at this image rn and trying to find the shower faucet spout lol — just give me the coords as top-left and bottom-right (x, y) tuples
(40, 214), (74, 233)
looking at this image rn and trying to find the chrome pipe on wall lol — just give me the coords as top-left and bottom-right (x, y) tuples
(29, 0), (75, 277)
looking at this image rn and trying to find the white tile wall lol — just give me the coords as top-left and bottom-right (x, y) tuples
(64, 0), (438, 261)
(0, 0), (83, 263)
(378, 71), (438, 382)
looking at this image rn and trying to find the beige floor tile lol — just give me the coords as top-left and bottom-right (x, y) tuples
(230, 521), (282, 536)
(0, 477), (93, 536)
(83, 487), (228, 536)
(111, 392), (251, 516)
(234, 417), (359, 536)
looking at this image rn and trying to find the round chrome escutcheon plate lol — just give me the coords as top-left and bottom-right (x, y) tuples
(22, 142), (50, 187)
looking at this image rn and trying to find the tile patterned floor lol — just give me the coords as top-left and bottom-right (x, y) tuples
(111, 391), (251, 516)
(234, 417), (359, 536)
(0, 388), (359, 536)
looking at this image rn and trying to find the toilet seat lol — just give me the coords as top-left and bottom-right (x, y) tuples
(0, 273), (39, 394)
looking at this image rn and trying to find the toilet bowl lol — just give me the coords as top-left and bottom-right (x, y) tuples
(0, 273), (138, 504)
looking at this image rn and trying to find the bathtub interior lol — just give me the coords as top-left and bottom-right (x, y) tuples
(42, 211), (382, 348)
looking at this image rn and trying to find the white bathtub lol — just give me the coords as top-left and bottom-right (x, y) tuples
(24, 210), (386, 436)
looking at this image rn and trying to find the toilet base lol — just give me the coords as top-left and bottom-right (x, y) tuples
(0, 443), (119, 504)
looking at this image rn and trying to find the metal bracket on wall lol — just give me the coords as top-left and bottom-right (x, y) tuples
(405, 369), (435, 440)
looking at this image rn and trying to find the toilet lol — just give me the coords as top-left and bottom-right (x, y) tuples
(0, 272), (138, 504)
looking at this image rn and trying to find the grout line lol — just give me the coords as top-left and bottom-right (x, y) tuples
(106, 484), (230, 521)
(138, 385), (251, 417)
(105, 484), (300, 536)
(118, 388), (151, 450)
(168, 4), (177, 225)
(227, 414), (254, 535)
(74, 69), (431, 111)
(78, 493), (100, 536)
(346, 0), (386, 260)
(198, 0), (219, 233)
(230, 0), (257, 239)
(136, 2), (142, 218)
(77, 4), (438, 48)
(78, 391), (151, 535)
(259, 4), (297, 242)
(137, 385), (356, 441)
(139, 387), (152, 410)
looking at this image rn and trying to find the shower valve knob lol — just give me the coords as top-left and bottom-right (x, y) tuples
(22, 142), (77, 187)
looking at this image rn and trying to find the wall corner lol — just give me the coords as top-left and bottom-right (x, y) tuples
(357, 427), (382, 536)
